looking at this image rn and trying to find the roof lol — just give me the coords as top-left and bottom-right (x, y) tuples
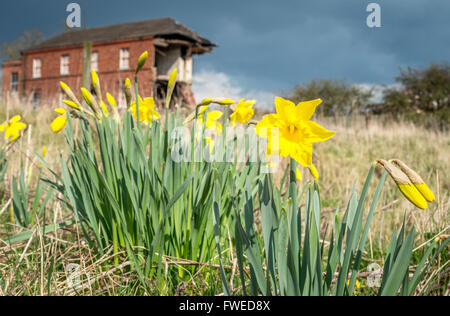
(29, 17), (216, 50)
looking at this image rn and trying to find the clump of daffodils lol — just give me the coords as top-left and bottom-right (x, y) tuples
(52, 51), (160, 134)
(376, 159), (435, 210)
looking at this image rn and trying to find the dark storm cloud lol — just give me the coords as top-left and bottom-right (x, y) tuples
(0, 0), (449, 92)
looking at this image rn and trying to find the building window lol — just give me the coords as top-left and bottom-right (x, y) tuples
(32, 58), (42, 79)
(60, 55), (70, 76)
(119, 48), (130, 70)
(33, 92), (41, 108)
(11, 72), (19, 92)
(91, 51), (99, 72)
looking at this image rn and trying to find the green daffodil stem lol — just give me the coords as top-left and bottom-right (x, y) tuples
(289, 158), (298, 211)
(187, 107), (199, 237)
(222, 106), (228, 162)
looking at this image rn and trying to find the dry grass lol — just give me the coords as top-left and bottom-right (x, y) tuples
(315, 115), (449, 247)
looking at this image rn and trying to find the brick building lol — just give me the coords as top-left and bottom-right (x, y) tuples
(1, 17), (216, 108)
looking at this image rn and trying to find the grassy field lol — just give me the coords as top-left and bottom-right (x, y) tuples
(0, 99), (448, 296)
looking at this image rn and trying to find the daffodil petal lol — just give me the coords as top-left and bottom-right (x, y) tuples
(206, 111), (223, 121)
(10, 115), (22, 123)
(275, 97), (296, 122)
(297, 99), (322, 121)
(255, 114), (280, 138)
(305, 121), (336, 143)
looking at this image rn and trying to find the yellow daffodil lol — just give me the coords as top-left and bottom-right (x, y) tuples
(197, 106), (223, 134)
(256, 97), (335, 167)
(377, 159), (428, 210)
(390, 159), (435, 202)
(50, 116), (67, 134)
(0, 115), (27, 142)
(230, 99), (256, 127)
(130, 96), (160, 126)
(42, 146), (47, 158)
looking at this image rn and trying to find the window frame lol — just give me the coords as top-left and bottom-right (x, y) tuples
(91, 51), (99, 72)
(119, 48), (130, 70)
(11, 72), (19, 92)
(60, 55), (70, 76)
(32, 58), (42, 79)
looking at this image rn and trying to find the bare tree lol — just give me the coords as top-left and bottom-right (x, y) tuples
(0, 29), (43, 60)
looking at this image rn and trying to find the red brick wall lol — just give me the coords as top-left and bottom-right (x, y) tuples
(2, 37), (156, 107)
(92, 38), (155, 104)
(1, 59), (23, 98)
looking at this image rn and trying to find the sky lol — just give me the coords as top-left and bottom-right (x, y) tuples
(0, 0), (449, 108)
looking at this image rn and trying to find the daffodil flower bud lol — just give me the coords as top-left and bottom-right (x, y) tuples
(124, 78), (132, 108)
(309, 165), (319, 180)
(55, 108), (67, 115)
(199, 98), (213, 106)
(63, 100), (80, 110)
(136, 51), (148, 73)
(60, 81), (82, 108)
(390, 159), (435, 202)
(377, 159), (428, 210)
(50, 116), (68, 134)
(214, 98), (235, 106)
(81, 87), (101, 117)
(106, 93), (117, 107)
(101, 101), (109, 116)
(168, 68), (178, 90)
(91, 70), (99, 90)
